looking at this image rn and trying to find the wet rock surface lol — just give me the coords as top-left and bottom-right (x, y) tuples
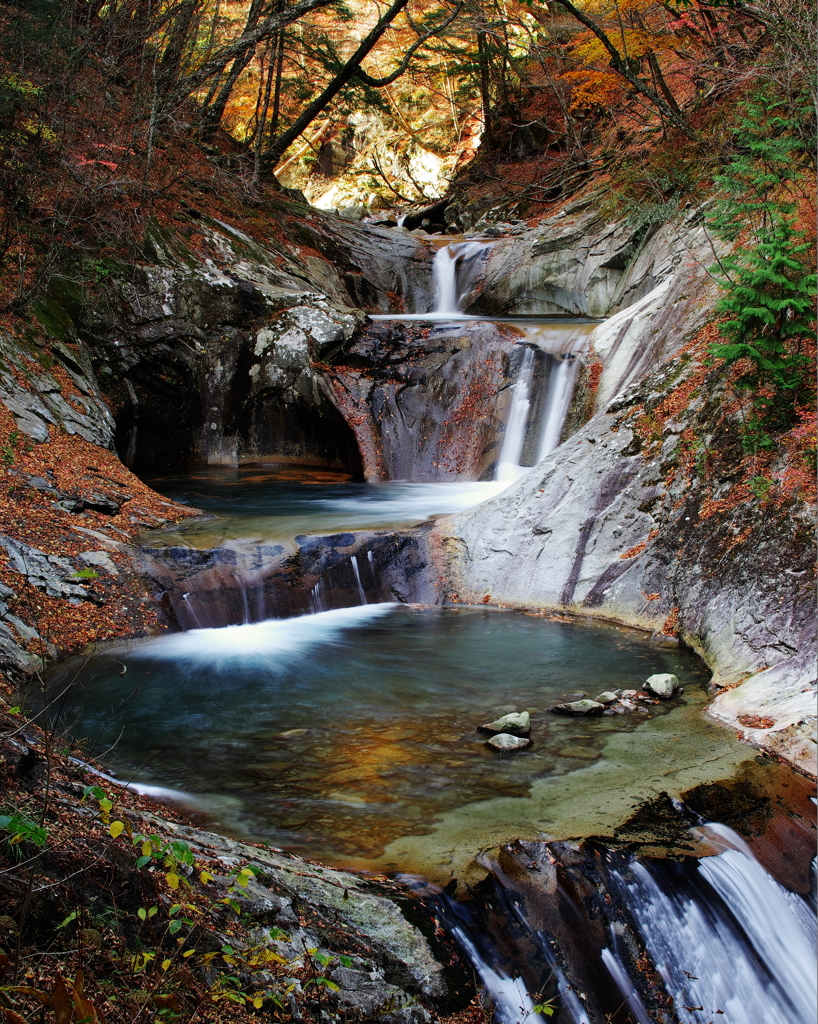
(485, 733), (532, 752)
(323, 319), (525, 481)
(548, 699), (605, 715)
(479, 711), (531, 735)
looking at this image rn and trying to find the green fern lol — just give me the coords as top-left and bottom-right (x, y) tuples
(708, 89), (816, 431)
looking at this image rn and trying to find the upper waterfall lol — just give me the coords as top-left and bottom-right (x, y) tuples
(432, 240), (492, 315)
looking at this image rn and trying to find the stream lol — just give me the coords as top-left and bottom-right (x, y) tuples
(50, 236), (816, 1024)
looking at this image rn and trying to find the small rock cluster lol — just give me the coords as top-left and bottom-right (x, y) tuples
(478, 711), (532, 751)
(548, 674), (684, 716)
(478, 675), (684, 753)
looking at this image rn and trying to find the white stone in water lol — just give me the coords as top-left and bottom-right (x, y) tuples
(486, 733), (531, 752)
(547, 699), (605, 715)
(479, 711), (531, 735)
(644, 673), (680, 699)
(595, 691), (618, 705)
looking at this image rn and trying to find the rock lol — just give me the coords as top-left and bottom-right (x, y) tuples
(644, 673), (679, 699)
(0, 535), (89, 601)
(79, 550), (119, 576)
(479, 711), (530, 735)
(594, 691), (618, 705)
(486, 733), (532, 752)
(547, 700), (605, 715)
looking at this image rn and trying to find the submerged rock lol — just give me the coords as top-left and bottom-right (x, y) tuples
(486, 733), (532, 752)
(644, 673), (679, 699)
(547, 699), (605, 715)
(479, 711), (531, 735)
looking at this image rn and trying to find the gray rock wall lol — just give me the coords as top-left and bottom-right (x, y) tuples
(21, 210), (434, 475)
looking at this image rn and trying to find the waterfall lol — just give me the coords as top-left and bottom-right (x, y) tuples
(432, 240), (490, 315)
(609, 824), (817, 1024)
(495, 348), (536, 483)
(350, 554), (367, 604)
(309, 577), (327, 614)
(450, 928), (548, 1024)
(537, 354), (579, 461)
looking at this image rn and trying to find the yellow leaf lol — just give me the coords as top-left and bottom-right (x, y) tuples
(252, 997), (264, 1009)
(142, 841), (152, 857)
(183, 949), (195, 958)
(161, 959), (172, 972)
(199, 869), (214, 884)
(109, 821), (125, 839)
(166, 872), (180, 890)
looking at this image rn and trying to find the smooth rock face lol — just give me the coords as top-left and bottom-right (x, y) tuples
(37, 212), (434, 473)
(644, 673), (679, 699)
(430, 229), (816, 773)
(548, 700), (605, 715)
(595, 691), (619, 704)
(479, 711), (531, 735)
(486, 732), (532, 751)
(323, 319), (524, 481)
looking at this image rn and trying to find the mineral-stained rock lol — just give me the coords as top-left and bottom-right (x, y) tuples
(644, 673), (679, 699)
(486, 733), (532, 752)
(547, 700), (605, 715)
(479, 711), (531, 735)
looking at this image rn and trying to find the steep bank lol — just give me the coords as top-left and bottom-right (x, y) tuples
(0, 702), (473, 1022)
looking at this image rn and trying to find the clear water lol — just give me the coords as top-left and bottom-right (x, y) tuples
(55, 599), (707, 866)
(142, 465), (508, 549)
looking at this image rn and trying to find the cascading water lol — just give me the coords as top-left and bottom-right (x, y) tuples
(607, 825), (817, 1024)
(495, 347), (536, 483)
(64, 219), (815, 1024)
(432, 240), (492, 315)
(538, 354), (579, 462)
(350, 554), (367, 604)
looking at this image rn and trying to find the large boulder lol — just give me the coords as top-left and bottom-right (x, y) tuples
(479, 711), (531, 735)
(644, 673), (680, 699)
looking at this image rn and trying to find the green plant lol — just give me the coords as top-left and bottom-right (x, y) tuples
(0, 811), (48, 850)
(707, 88), (816, 432)
(1, 430), (20, 467)
(749, 475), (774, 501)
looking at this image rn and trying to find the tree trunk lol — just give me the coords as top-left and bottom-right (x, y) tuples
(477, 29), (492, 145)
(261, 0), (412, 171)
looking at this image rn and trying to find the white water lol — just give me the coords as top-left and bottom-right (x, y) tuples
(129, 603), (396, 665)
(315, 480), (507, 521)
(537, 354), (578, 461)
(599, 948), (653, 1024)
(614, 824), (817, 1024)
(433, 240), (491, 314)
(495, 347), (536, 483)
(452, 928), (545, 1024)
(494, 348), (584, 483)
(350, 555), (367, 604)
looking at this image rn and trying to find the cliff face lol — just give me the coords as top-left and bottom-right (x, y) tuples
(49, 211), (432, 474)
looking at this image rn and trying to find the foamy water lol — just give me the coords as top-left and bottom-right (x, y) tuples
(130, 603), (397, 664)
